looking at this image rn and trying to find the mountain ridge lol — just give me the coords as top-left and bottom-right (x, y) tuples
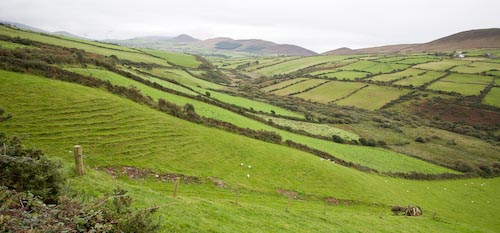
(324, 28), (500, 55)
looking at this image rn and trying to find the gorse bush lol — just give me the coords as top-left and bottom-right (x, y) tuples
(0, 133), (64, 203)
(0, 187), (160, 232)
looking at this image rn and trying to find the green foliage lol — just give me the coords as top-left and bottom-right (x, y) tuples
(0, 186), (160, 232)
(0, 133), (64, 203)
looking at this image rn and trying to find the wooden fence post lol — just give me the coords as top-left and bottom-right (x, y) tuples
(285, 197), (291, 212)
(235, 188), (239, 206)
(323, 200), (327, 214)
(173, 177), (180, 197)
(73, 145), (84, 176)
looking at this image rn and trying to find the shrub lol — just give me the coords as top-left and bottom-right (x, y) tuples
(0, 187), (160, 232)
(332, 135), (345, 143)
(0, 134), (64, 203)
(415, 136), (426, 143)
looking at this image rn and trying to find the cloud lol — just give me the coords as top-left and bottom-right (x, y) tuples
(1, 0), (499, 53)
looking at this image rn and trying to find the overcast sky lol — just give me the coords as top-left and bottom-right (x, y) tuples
(1, 0), (499, 53)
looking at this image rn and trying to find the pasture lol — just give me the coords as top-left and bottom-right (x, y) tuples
(0, 69), (454, 173)
(294, 81), (366, 103)
(272, 79), (329, 96)
(0, 25), (173, 66)
(2, 71), (497, 233)
(334, 85), (410, 110)
(427, 81), (486, 96)
(255, 55), (349, 76)
(451, 61), (500, 74)
(369, 68), (425, 82)
(483, 87), (500, 107)
(260, 78), (309, 92)
(314, 70), (369, 80)
(440, 73), (493, 85)
(414, 60), (471, 71)
(393, 71), (445, 87)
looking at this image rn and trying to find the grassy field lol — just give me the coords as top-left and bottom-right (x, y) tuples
(0, 69), (454, 174)
(440, 73), (493, 85)
(451, 61), (500, 74)
(396, 56), (440, 65)
(483, 87), (500, 107)
(0, 70), (498, 232)
(260, 78), (309, 92)
(260, 115), (360, 140)
(294, 81), (366, 103)
(0, 39), (36, 49)
(414, 60), (471, 71)
(369, 68), (425, 82)
(334, 60), (409, 74)
(192, 89), (305, 118)
(243, 57), (299, 71)
(272, 79), (329, 96)
(334, 85), (410, 110)
(148, 68), (224, 90)
(427, 82), (486, 96)
(393, 71), (445, 87)
(0, 25), (173, 66)
(139, 48), (202, 68)
(255, 56), (348, 76)
(313, 70), (369, 80)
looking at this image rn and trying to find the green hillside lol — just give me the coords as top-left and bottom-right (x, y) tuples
(1, 70), (499, 232)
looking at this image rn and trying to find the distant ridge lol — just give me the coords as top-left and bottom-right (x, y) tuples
(108, 35), (317, 56)
(323, 28), (500, 55)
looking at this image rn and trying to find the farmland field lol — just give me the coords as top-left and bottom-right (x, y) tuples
(393, 70), (445, 87)
(261, 115), (360, 140)
(368, 68), (425, 82)
(483, 87), (500, 107)
(427, 81), (486, 96)
(260, 78), (309, 92)
(271, 79), (329, 96)
(255, 55), (349, 76)
(139, 48), (202, 68)
(314, 70), (369, 80)
(395, 56), (440, 65)
(1, 71), (496, 232)
(334, 85), (410, 110)
(440, 73), (493, 84)
(451, 61), (500, 74)
(294, 81), (366, 103)
(148, 68), (224, 89)
(414, 59), (471, 71)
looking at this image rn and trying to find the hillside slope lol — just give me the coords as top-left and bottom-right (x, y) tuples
(109, 36), (317, 56)
(324, 28), (500, 54)
(1, 70), (499, 232)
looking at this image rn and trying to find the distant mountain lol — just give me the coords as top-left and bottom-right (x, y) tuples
(108, 35), (317, 56)
(323, 28), (500, 55)
(52, 31), (88, 40)
(171, 34), (200, 43)
(0, 20), (48, 33)
(324, 47), (355, 55)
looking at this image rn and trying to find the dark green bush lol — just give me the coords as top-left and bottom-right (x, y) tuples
(0, 134), (64, 203)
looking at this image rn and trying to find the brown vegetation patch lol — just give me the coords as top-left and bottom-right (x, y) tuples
(276, 188), (298, 199)
(99, 166), (202, 184)
(412, 100), (500, 128)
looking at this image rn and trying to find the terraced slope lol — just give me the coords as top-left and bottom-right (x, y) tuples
(0, 69), (455, 173)
(0, 25), (172, 66)
(1, 70), (499, 232)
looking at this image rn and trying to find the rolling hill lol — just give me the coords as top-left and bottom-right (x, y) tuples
(1, 21), (500, 233)
(108, 35), (317, 56)
(324, 28), (500, 55)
